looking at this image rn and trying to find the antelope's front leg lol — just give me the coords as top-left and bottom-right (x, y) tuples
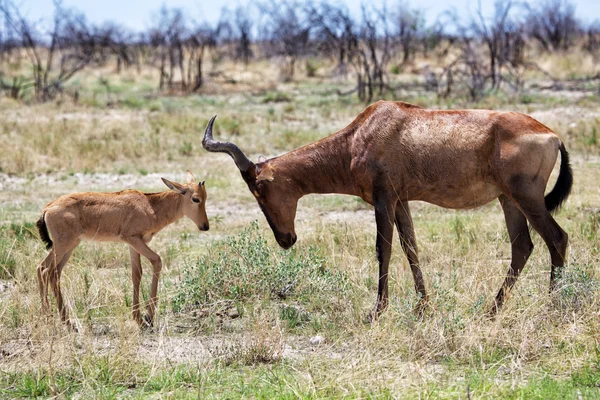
(370, 189), (396, 321)
(395, 201), (428, 315)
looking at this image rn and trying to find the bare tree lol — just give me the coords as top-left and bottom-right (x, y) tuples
(437, 0), (526, 100)
(146, 6), (221, 93)
(232, 5), (253, 65)
(584, 23), (600, 65)
(469, 0), (524, 89)
(306, 2), (359, 76)
(148, 6), (187, 91)
(354, 4), (394, 102)
(258, 0), (310, 81)
(0, 0), (105, 101)
(525, 0), (580, 51)
(393, 1), (424, 65)
(185, 22), (217, 91)
(96, 22), (136, 73)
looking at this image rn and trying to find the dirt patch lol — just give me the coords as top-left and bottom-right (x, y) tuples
(0, 172), (182, 192)
(529, 106), (600, 124)
(0, 108), (147, 125)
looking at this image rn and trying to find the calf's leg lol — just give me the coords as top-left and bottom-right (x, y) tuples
(129, 246), (143, 325)
(126, 237), (162, 327)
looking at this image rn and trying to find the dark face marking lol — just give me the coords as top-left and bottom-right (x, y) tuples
(240, 168), (298, 249)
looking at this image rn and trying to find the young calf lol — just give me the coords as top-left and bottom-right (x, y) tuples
(36, 171), (208, 329)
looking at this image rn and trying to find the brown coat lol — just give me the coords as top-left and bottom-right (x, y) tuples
(202, 101), (572, 317)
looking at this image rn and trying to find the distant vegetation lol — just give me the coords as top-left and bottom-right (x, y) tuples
(0, 0), (598, 103)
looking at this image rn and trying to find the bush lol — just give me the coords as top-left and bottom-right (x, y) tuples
(261, 91), (292, 103)
(0, 222), (36, 279)
(172, 221), (348, 312)
(305, 59), (318, 77)
(555, 263), (599, 312)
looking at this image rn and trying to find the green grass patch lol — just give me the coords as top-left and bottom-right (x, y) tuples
(172, 221), (349, 312)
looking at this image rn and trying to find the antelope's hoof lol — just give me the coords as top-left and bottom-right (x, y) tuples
(142, 314), (154, 329)
(484, 304), (500, 320)
(366, 304), (387, 324)
(364, 311), (377, 324)
(414, 298), (429, 318)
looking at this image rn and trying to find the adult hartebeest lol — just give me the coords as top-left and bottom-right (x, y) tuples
(36, 171), (209, 329)
(202, 100), (572, 317)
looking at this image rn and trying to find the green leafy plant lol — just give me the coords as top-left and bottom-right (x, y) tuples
(172, 221), (348, 312)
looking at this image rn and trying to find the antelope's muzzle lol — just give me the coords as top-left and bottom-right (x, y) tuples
(277, 233), (297, 249)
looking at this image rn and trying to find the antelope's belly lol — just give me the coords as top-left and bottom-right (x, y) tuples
(409, 180), (502, 209)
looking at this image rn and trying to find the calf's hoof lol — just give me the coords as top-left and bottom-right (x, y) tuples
(66, 320), (78, 333)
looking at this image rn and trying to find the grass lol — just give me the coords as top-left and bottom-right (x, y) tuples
(2, 355), (599, 398)
(0, 56), (600, 398)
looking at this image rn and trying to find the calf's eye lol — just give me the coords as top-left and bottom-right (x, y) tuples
(192, 198), (200, 203)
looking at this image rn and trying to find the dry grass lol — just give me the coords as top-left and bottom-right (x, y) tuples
(1, 55), (600, 398)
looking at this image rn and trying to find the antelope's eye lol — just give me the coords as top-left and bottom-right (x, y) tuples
(192, 197), (200, 203)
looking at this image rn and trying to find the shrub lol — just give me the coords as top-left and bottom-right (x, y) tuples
(305, 59), (318, 77)
(262, 91), (292, 103)
(555, 263), (599, 312)
(172, 221), (348, 312)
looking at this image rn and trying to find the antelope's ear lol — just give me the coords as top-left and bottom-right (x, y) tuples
(258, 155), (267, 163)
(186, 170), (196, 183)
(256, 166), (275, 181)
(200, 180), (205, 186)
(162, 178), (188, 194)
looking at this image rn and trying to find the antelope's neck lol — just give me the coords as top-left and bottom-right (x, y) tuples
(147, 191), (184, 230)
(273, 131), (358, 197)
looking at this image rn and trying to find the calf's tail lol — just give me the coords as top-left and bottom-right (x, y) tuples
(36, 213), (53, 250)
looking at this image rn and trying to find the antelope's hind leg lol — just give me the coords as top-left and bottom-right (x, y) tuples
(500, 175), (568, 308)
(488, 195), (534, 315)
(512, 195), (568, 291)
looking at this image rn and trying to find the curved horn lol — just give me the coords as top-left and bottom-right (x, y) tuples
(202, 115), (253, 172)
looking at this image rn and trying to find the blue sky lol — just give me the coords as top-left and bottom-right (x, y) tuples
(18, 0), (600, 32)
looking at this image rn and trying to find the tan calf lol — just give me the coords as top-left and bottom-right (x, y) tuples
(36, 171), (209, 328)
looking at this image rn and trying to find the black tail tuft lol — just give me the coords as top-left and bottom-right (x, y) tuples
(545, 142), (573, 213)
(36, 214), (53, 250)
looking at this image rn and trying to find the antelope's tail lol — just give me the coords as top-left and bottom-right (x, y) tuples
(545, 142), (573, 213)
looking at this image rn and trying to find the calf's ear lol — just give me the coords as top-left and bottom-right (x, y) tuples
(161, 178), (188, 194)
(186, 170), (196, 183)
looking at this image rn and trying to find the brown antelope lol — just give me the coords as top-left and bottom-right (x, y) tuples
(36, 171), (209, 328)
(202, 100), (573, 318)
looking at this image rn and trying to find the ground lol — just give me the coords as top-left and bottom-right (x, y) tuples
(0, 59), (599, 398)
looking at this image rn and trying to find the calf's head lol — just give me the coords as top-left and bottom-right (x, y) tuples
(162, 171), (209, 231)
(201, 116), (298, 249)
